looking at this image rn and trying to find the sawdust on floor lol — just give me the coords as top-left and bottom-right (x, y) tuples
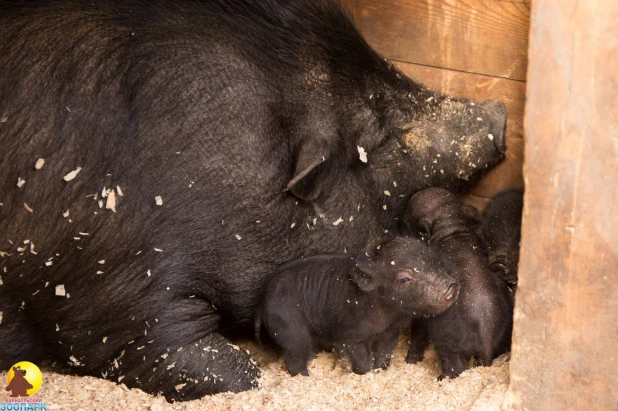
(1, 340), (510, 411)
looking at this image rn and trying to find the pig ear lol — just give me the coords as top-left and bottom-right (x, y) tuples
(286, 139), (331, 201)
(462, 205), (483, 229)
(409, 218), (432, 238)
(350, 261), (379, 292)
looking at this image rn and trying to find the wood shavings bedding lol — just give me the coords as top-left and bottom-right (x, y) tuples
(4, 339), (509, 410)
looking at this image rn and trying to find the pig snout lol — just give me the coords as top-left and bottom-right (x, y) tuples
(489, 259), (518, 284)
(481, 99), (507, 154)
(489, 261), (512, 275)
(441, 283), (459, 307)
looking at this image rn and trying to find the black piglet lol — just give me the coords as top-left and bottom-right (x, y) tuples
(402, 188), (513, 379)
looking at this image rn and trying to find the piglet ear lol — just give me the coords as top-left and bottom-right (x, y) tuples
(462, 205), (483, 229)
(418, 219), (433, 237)
(286, 138), (331, 201)
(406, 217), (432, 238)
(350, 261), (379, 292)
(401, 213), (432, 238)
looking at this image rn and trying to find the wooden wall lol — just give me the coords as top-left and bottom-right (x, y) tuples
(344, 0), (530, 209)
(503, 0), (618, 409)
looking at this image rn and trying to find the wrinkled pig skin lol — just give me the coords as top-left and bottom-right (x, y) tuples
(402, 188), (513, 380)
(0, 0), (506, 401)
(482, 190), (524, 284)
(255, 237), (459, 377)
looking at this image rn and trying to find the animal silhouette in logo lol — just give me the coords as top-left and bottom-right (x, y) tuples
(5, 366), (33, 397)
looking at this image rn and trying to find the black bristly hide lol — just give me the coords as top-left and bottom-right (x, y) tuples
(0, 0), (506, 401)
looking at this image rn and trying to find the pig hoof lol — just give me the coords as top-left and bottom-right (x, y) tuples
(405, 353), (424, 364)
(288, 369), (309, 377)
(351, 365), (372, 375)
(286, 364), (309, 377)
(374, 359), (392, 370)
(378, 363), (391, 370)
(438, 371), (459, 381)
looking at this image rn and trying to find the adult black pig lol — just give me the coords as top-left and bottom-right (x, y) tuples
(0, 0), (506, 401)
(402, 188), (512, 379)
(482, 190), (524, 284)
(255, 237), (458, 377)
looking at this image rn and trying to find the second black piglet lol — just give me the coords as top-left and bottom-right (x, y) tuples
(482, 190), (524, 285)
(255, 237), (459, 377)
(403, 188), (513, 379)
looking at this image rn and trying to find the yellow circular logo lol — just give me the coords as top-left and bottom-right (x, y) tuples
(6, 362), (42, 397)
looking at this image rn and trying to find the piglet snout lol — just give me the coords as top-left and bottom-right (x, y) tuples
(442, 283), (459, 306)
(489, 261), (512, 275)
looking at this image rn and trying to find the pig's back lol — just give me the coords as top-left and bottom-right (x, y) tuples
(263, 255), (357, 331)
(0, 0), (304, 328)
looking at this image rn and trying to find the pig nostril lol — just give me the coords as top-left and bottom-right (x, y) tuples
(482, 99), (507, 154)
(489, 261), (512, 275)
(443, 283), (459, 303)
(491, 123), (507, 154)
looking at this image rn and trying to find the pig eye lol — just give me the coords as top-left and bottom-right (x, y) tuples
(396, 271), (415, 284)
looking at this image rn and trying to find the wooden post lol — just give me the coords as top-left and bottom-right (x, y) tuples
(504, 1), (618, 410)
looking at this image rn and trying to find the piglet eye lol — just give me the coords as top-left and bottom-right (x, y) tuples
(398, 277), (411, 284)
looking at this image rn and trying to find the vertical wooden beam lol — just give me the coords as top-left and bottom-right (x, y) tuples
(504, 1), (618, 410)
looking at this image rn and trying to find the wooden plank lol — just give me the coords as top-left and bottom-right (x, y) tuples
(503, 1), (618, 410)
(345, 0), (530, 80)
(395, 61), (525, 198)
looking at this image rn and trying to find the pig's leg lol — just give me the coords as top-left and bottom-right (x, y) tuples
(282, 345), (313, 377)
(98, 299), (260, 402)
(474, 346), (496, 367)
(264, 309), (314, 377)
(343, 341), (373, 374)
(0, 298), (48, 369)
(372, 322), (403, 370)
(406, 318), (429, 364)
(436, 349), (468, 380)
